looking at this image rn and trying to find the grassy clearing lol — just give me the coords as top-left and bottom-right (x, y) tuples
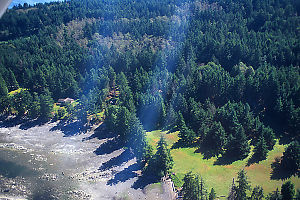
(146, 130), (300, 197)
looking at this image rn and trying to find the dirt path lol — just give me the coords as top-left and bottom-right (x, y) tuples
(0, 119), (171, 200)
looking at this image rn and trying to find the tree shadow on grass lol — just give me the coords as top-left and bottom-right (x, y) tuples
(171, 139), (196, 149)
(194, 145), (216, 160)
(270, 157), (299, 180)
(246, 153), (265, 166)
(107, 162), (140, 185)
(214, 153), (240, 165)
(50, 120), (90, 137)
(99, 149), (133, 171)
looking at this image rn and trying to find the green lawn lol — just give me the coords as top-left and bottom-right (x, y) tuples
(146, 130), (300, 197)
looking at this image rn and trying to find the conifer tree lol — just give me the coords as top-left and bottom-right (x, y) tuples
(202, 121), (227, 156)
(198, 176), (207, 200)
(39, 90), (54, 119)
(116, 106), (131, 141)
(182, 172), (207, 200)
(281, 141), (300, 174)
(0, 75), (8, 98)
(226, 124), (250, 159)
(267, 188), (281, 200)
(236, 169), (251, 200)
(127, 116), (148, 161)
(228, 178), (238, 200)
(7, 69), (19, 91)
(178, 112), (196, 146)
(209, 188), (217, 200)
(281, 181), (295, 200)
(182, 172), (197, 200)
(0, 75), (9, 113)
(12, 89), (32, 117)
(253, 133), (268, 161)
(250, 186), (264, 200)
(259, 125), (276, 150)
(105, 105), (119, 130)
(154, 136), (173, 178)
(164, 104), (177, 128)
(28, 92), (40, 119)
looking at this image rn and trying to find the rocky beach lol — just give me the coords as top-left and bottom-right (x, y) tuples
(0, 118), (171, 200)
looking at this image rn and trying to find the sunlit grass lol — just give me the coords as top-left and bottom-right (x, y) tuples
(146, 130), (300, 196)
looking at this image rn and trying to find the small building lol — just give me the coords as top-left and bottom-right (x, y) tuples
(57, 98), (74, 106)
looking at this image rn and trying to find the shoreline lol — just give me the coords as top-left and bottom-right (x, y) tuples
(0, 119), (169, 200)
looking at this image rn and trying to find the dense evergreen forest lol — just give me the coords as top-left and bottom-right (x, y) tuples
(0, 0), (299, 198)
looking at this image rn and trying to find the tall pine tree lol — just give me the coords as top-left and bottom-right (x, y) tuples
(154, 136), (173, 178)
(236, 169), (251, 200)
(253, 133), (268, 161)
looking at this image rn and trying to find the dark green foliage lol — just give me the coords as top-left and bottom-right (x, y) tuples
(7, 70), (19, 91)
(178, 112), (196, 146)
(105, 104), (149, 161)
(116, 106), (131, 140)
(182, 172), (198, 200)
(267, 188), (281, 200)
(0, 75), (9, 114)
(164, 104), (177, 128)
(226, 125), (250, 160)
(0, 0), (298, 177)
(153, 136), (173, 178)
(0, 75), (8, 98)
(187, 98), (213, 134)
(201, 121), (227, 157)
(105, 105), (119, 130)
(198, 176), (207, 200)
(296, 189), (300, 200)
(215, 101), (239, 133)
(250, 186), (264, 200)
(143, 143), (153, 165)
(28, 92), (40, 119)
(138, 92), (166, 130)
(117, 72), (136, 113)
(188, 62), (233, 105)
(39, 90), (54, 119)
(236, 169), (251, 200)
(182, 172), (207, 200)
(0, 96), (10, 114)
(209, 188), (217, 200)
(105, 105), (133, 143)
(259, 125), (276, 151)
(281, 141), (300, 175)
(253, 134), (268, 161)
(228, 178), (238, 200)
(281, 181), (295, 200)
(11, 89), (32, 117)
(126, 116), (148, 161)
